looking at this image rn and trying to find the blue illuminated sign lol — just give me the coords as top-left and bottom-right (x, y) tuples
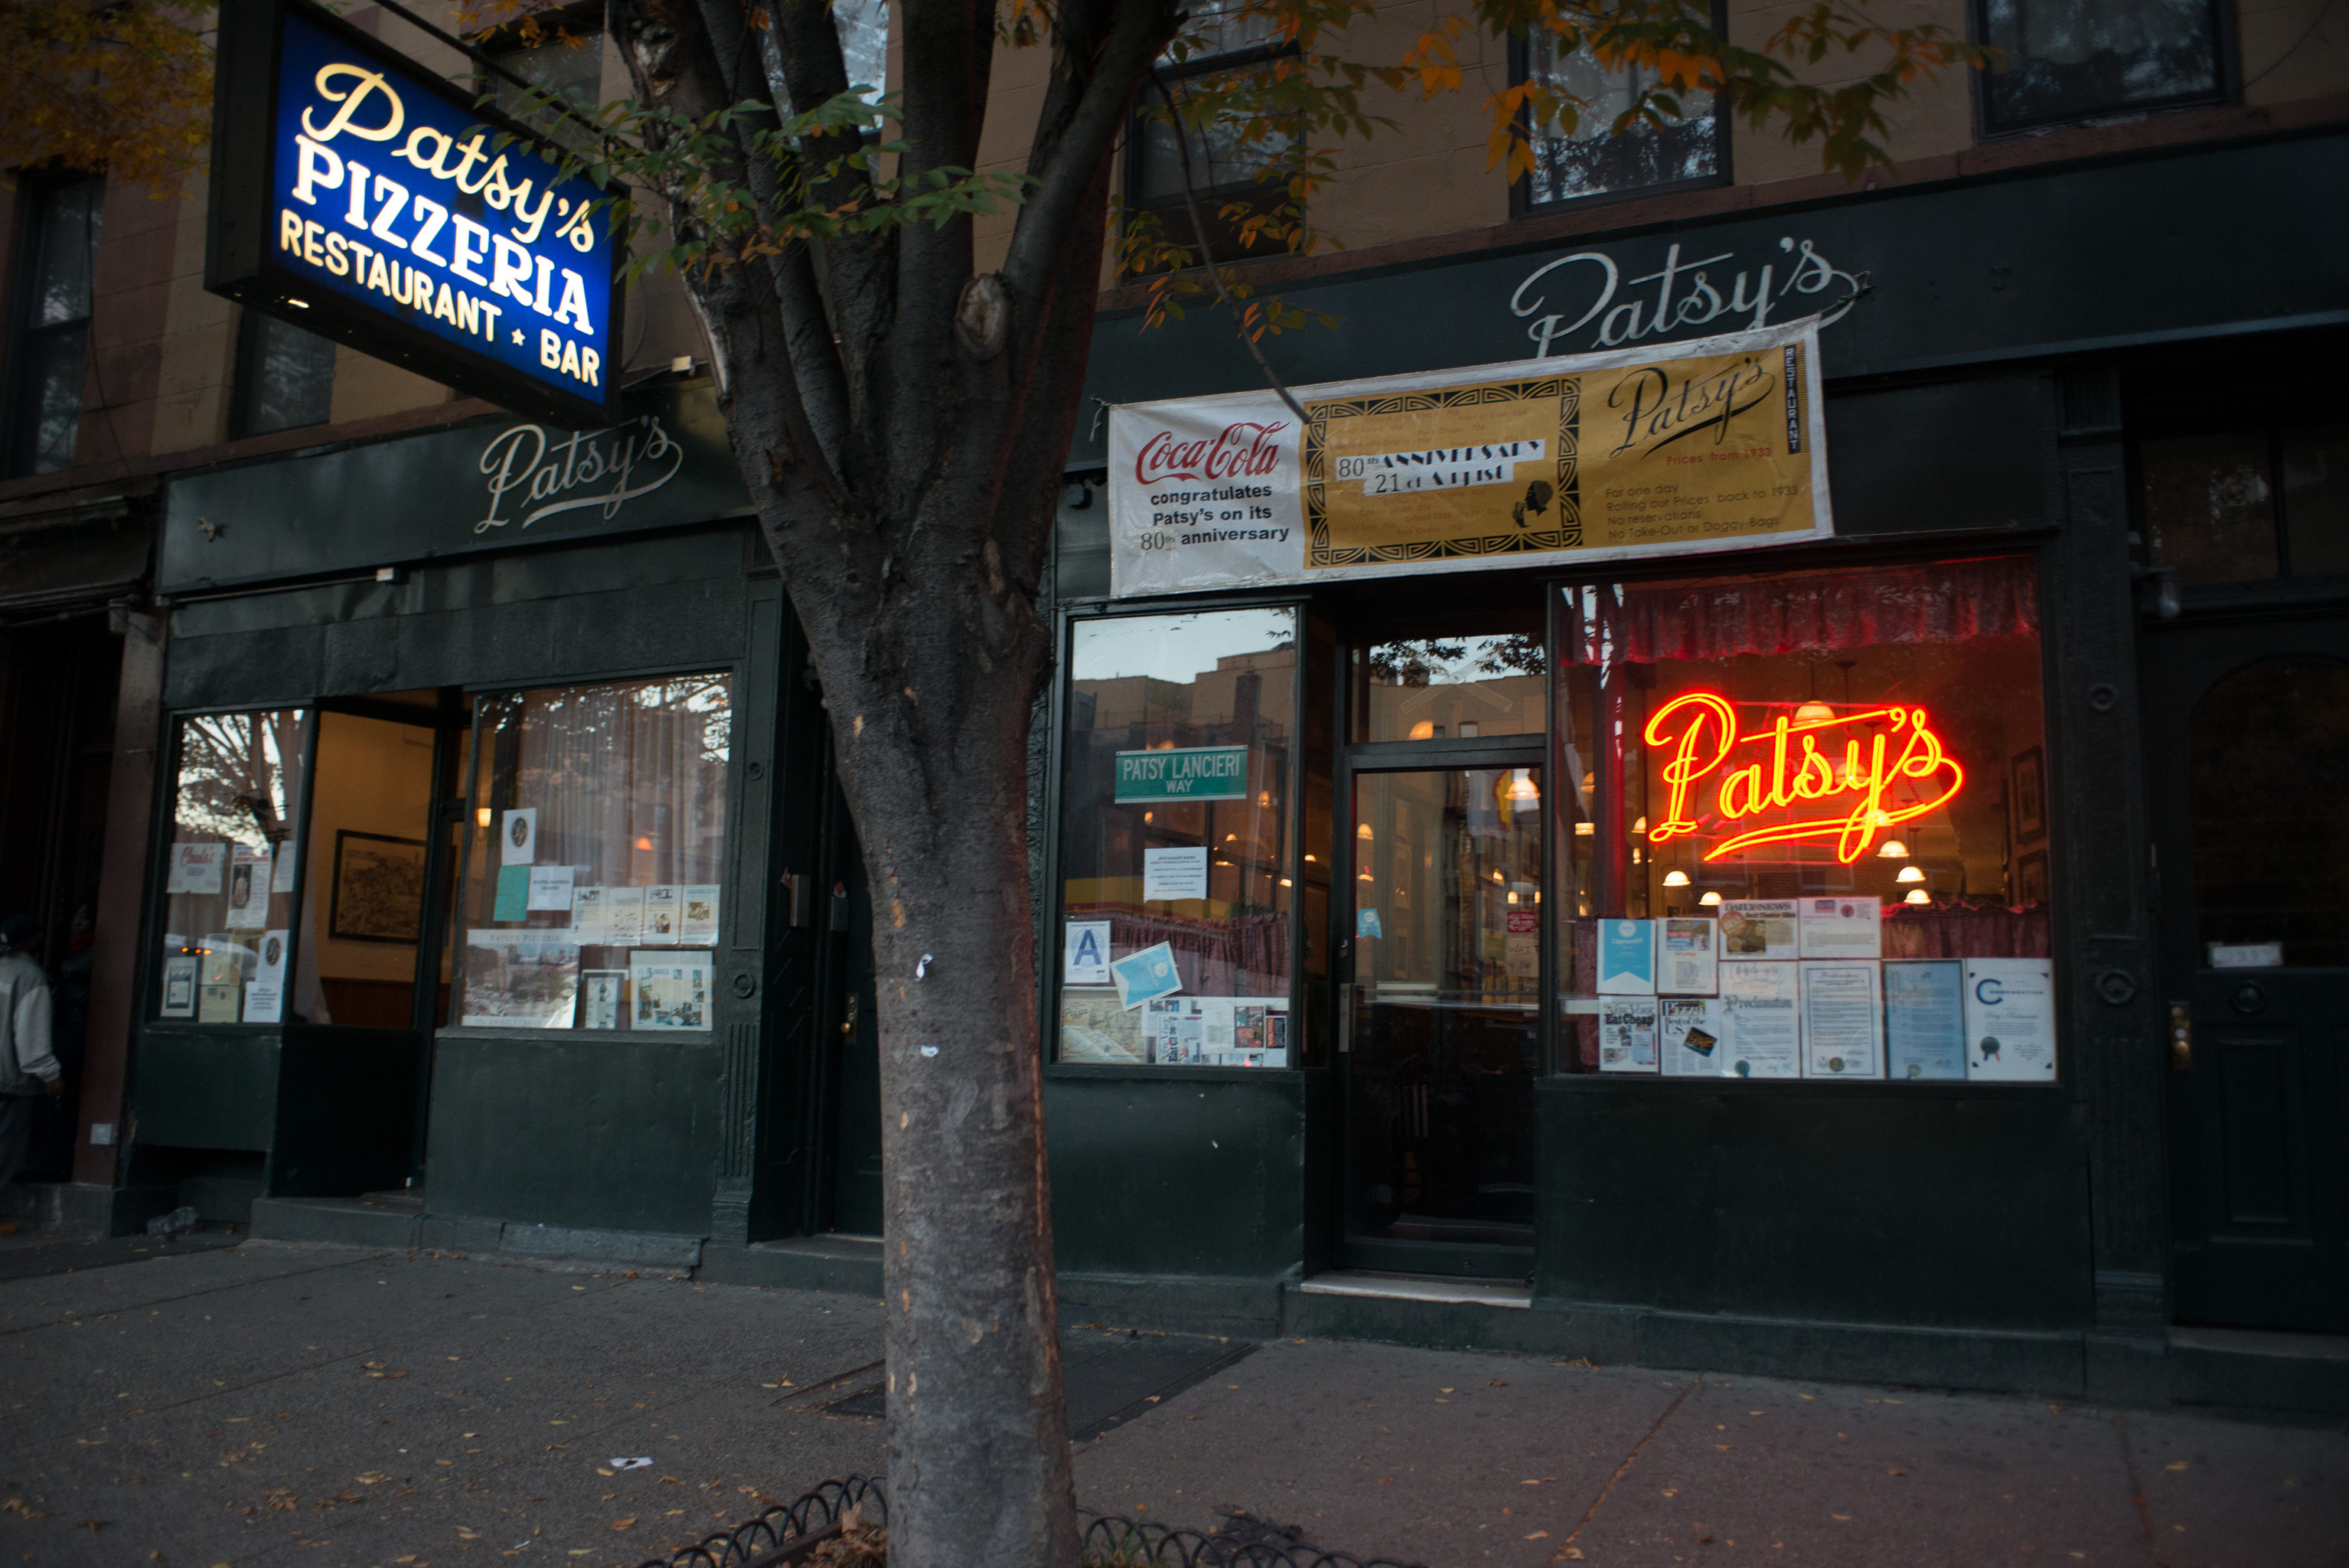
(208, 0), (622, 425)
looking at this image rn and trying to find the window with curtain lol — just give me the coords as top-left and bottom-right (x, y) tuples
(1554, 557), (2054, 1082)
(6, 174), (104, 477)
(1976, 0), (2223, 134)
(1058, 608), (1298, 1066)
(1515, 25), (1723, 211)
(458, 675), (732, 1031)
(155, 710), (313, 1024)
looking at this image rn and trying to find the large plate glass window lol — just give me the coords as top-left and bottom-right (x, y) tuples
(154, 710), (313, 1024)
(1976, 0), (2224, 134)
(1554, 557), (2055, 1082)
(456, 675), (732, 1032)
(1057, 607), (1298, 1066)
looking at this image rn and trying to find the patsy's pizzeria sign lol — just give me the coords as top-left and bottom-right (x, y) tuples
(1107, 319), (1832, 597)
(206, 0), (622, 425)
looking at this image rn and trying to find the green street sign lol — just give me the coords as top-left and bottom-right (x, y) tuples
(1115, 746), (1250, 802)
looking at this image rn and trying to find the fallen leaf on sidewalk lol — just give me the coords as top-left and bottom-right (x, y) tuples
(2165, 1461), (2188, 1471)
(1832, 1514), (1851, 1522)
(1522, 1531), (1547, 1539)
(611, 1518), (637, 1530)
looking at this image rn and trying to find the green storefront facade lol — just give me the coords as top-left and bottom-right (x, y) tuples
(120, 124), (2349, 1411)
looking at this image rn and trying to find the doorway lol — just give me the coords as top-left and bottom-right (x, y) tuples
(273, 692), (467, 1195)
(2145, 630), (2349, 1333)
(1340, 760), (1543, 1276)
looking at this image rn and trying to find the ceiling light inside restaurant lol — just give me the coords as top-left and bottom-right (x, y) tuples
(1795, 699), (1835, 724)
(1905, 888), (1931, 905)
(476, 808), (493, 828)
(1877, 839), (1910, 858)
(1897, 865), (1926, 884)
(1409, 720), (1436, 739)
(1699, 891), (1721, 906)
(1662, 870), (1691, 887)
(1358, 822), (1374, 839)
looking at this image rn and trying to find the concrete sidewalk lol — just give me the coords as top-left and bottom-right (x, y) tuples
(0, 1242), (2337, 1567)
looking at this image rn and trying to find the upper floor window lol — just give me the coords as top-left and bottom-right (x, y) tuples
(232, 309), (337, 438)
(1976, 0), (2225, 133)
(1514, 28), (1724, 212)
(5, 173), (104, 478)
(1125, 0), (1298, 270)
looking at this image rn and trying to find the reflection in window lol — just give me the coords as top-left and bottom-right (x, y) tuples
(459, 676), (731, 1031)
(1518, 29), (1720, 209)
(2142, 422), (2349, 584)
(6, 174), (104, 477)
(1354, 631), (1546, 742)
(2188, 658), (2349, 968)
(1058, 609), (1297, 1065)
(233, 310), (337, 438)
(155, 711), (314, 1024)
(1554, 557), (2051, 1079)
(1978, 0), (2221, 133)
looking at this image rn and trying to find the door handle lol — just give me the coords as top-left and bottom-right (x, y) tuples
(841, 994), (859, 1036)
(2168, 1001), (2191, 1073)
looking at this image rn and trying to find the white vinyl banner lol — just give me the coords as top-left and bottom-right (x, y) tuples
(1108, 318), (1833, 598)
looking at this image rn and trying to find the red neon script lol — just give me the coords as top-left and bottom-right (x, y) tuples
(1642, 692), (1965, 863)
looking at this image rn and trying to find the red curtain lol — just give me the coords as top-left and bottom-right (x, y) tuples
(1574, 555), (2038, 666)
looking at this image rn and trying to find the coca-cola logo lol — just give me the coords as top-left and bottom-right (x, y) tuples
(1133, 421), (1289, 485)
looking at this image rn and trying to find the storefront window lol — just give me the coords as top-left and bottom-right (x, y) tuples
(1555, 557), (2055, 1082)
(457, 675), (731, 1031)
(1057, 608), (1297, 1065)
(1353, 630), (1544, 742)
(155, 710), (312, 1024)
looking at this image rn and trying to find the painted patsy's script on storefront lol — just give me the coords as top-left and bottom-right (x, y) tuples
(474, 411), (687, 532)
(1107, 319), (1831, 596)
(1508, 238), (1864, 360)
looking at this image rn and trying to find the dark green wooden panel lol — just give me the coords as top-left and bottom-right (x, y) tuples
(271, 1026), (422, 1197)
(132, 1029), (281, 1150)
(1045, 1073), (1307, 1278)
(1535, 1083), (2089, 1330)
(426, 1034), (724, 1235)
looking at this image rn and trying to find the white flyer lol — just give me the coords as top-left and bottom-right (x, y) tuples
(1143, 846), (1209, 902)
(580, 970), (626, 1029)
(604, 886), (646, 947)
(527, 865), (576, 912)
(242, 981), (284, 1024)
(632, 949), (713, 1030)
(1797, 896), (1882, 959)
(571, 885), (607, 944)
(1800, 959), (1884, 1078)
(1064, 920), (1113, 986)
(1660, 996), (1728, 1077)
(254, 929), (290, 987)
(228, 845), (274, 928)
(1717, 899), (1798, 960)
(681, 885), (722, 945)
(1657, 917), (1719, 996)
(1717, 961), (1802, 1079)
(642, 885), (682, 945)
(271, 843), (299, 894)
(1963, 958), (2058, 1081)
(501, 808), (538, 865)
(1598, 996), (1659, 1073)
(168, 842), (226, 897)
(160, 954), (198, 1018)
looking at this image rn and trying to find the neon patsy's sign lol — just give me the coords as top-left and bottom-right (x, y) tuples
(1642, 693), (1964, 863)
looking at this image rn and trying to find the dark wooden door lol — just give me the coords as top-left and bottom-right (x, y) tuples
(825, 821), (885, 1237)
(2144, 615), (2349, 1332)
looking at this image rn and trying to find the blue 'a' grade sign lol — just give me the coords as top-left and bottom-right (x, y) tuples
(207, 0), (623, 426)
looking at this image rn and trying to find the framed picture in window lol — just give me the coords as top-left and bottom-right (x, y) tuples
(2016, 851), (2051, 909)
(2010, 746), (2048, 846)
(330, 831), (428, 944)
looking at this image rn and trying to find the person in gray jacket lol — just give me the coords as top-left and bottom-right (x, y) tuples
(0, 915), (63, 1218)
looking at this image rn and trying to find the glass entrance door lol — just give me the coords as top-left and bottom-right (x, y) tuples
(1342, 765), (1542, 1276)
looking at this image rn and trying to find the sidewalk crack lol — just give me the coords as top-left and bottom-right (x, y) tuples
(1546, 1377), (1697, 1565)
